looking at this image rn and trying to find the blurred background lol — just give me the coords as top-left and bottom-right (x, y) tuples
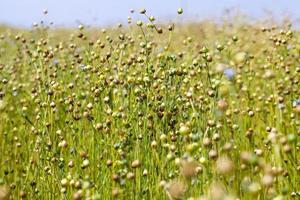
(0, 0), (300, 27)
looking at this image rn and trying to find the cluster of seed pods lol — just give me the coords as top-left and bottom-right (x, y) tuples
(0, 8), (299, 200)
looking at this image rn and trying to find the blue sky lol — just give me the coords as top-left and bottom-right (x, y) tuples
(1, 0), (300, 27)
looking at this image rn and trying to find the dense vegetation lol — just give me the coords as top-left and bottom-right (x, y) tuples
(0, 9), (299, 200)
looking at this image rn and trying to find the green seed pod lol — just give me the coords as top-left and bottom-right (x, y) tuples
(177, 8), (183, 15)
